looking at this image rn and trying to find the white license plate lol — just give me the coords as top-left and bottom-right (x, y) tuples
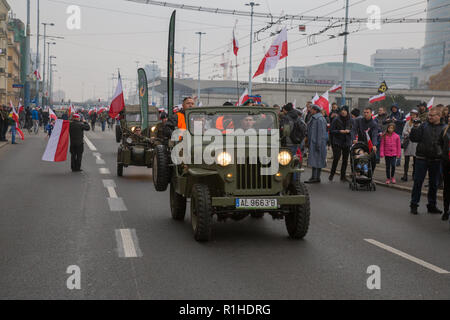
(235, 198), (278, 209)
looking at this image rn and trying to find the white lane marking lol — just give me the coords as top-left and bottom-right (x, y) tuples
(96, 159), (106, 165)
(84, 137), (97, 151)
(102, 179), (117, 188)
(93, 152), (102, 159)
(365, 239), (450, 274)
(107, 198), (128, 211)
(115, 229), (142, 258)
(107, 186), (118, 199)
(99, 168), (111, 175)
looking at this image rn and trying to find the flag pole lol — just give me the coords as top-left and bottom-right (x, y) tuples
(236, 54), (240, 103)
(284, 56), (288, 104)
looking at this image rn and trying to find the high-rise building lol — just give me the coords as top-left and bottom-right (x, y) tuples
(0, 0), (10, 105)
(371, 49), (421, 89)
(421, 0), (450, 75)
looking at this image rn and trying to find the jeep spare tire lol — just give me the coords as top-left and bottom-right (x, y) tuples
(115, 124), (122, 143)
(152, 145), (170, 192)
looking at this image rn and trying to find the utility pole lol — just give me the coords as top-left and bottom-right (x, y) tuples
(245, 2), (259, 96)
(35, 0), (40, 106)
(41, 23), (54, 106)
(47, 42), (56, 99)
(195, 32), (206, 106)
(24, 0), (31, 107)
(135, 60), (140, 104)
(150, 60), (157, 106)
(341, 0), (349, 106)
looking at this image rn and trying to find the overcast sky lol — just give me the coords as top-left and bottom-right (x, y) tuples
(9, 0), (433, 102)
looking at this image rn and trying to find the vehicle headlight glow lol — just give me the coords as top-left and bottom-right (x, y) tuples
(131, 126), (136, 132)
(151, 126), (157, 133)
(216, 152), (232, 167)
(126, 138), (133, 144)
(278, 151), (292, 166)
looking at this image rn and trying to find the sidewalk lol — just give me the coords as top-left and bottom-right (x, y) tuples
(318, 148), (444, 200)
(0, 141), (7, 149)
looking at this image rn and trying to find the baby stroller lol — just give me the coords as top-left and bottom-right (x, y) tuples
(349, 142), (376, 191)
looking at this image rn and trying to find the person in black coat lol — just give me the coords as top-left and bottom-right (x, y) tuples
(329, 106), (352, 181)
(439, 114), (450, 222)
(69, 114), (90, 172)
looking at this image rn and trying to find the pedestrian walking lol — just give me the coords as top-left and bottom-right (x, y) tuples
(375, 107), (389, 164)
(305, 105), (328, 184)
(99, 111), (107, 132)
(31, 107), (39, 134)
(69, 114), (90, 172)
(380, 123), (401, 184)
(351, 107), (379, 171)
(329, 106), (352, 182)
(439, 112), (450, 222)
(90, 111), (97, 131)
(8, 112), (17, 145)
(42, 108), (49, 133)
(401, 109), (418, 182)
(409, 107), (445, 215)
(46, 119), (55, 137)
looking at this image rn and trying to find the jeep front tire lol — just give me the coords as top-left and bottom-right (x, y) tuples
(152, 145), (170, 192)
(190, 184), (212, 242)
(285, 181), (310, 239)
(170, 183), (186, 220)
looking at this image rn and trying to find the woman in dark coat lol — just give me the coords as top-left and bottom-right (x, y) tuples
(329, 106), (352, 182)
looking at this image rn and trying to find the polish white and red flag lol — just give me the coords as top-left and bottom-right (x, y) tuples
(236, 88), (249, 106)
(10, 101), (24, 140)
(329, 84), (342, 93)
(253, 27), (288, 78)
(232, 27), (239, 56)
(365, 128), (373, 152)
(68, 105), (76, 117)
(34, 69), (41, 80)
(369, 93), (386, 104)
(427, 97), (434, 109)
(42, 119), (70, 162)
(311, 93), (320, 104)
(109, 74), (125, 119)
(315, 91), (330, 115)
(49, 108), (58, 121)
(97, 106), (107, 114)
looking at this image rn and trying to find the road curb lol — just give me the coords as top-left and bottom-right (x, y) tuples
(0, 142), (8, 149)
(321, 167), (444, 200)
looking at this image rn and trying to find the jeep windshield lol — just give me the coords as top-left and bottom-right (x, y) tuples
(188, 111), (276, 134)
(126, 113), (158, 122)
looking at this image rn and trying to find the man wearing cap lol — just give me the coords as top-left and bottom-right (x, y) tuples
(69, 114), (90, 172)
(305, 105), (328, 183)
(417, 102), (428, 123)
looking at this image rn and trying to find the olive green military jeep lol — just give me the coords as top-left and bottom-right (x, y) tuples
(153, 106), (310, 242)
(116, 105), (162, 176)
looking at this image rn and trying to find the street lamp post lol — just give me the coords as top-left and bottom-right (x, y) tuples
(195, 32), (206, 106)
(49, 56), (56, 106)
(35, 0), (40, 106)
(41, 23), (54, 106)
(46, 43), (56, 102)
(245, 2), (259, 97)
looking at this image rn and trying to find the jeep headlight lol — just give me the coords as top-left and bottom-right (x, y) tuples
(126, 137), (133, 144)
(278, 150), (292, 166)
(151, 126), (157, 133)
(216, 152), (232, 167)
(131, 126), (136, 132)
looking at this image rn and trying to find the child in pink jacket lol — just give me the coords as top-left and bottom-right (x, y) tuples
(380, 123), (402, 184)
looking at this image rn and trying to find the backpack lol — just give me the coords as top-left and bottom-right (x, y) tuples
(288, 116), (307, 145)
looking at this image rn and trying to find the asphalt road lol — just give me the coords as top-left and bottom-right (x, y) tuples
(1, 127), (449, 300)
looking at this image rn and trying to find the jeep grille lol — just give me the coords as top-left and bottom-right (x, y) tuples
(236, 161), (272, 190)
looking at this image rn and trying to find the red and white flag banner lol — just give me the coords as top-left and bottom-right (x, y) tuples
(365, 129), (373, 152)
(369, 93), (386, 104)
(49, 108), (57, 121)
(312, 93), (320, 104)
(232, 28), (239, 56)
(10, 101), (24, 140)
(236, 88), (249, 106)
(253, 28), (288, 78)
(109, 74), (125, 119)
(427, 97), (434, 110)
(329, 84), (342, 93)
(42, 119), (70, 162)
(315, 91), (330, 115)
(34, 69), (41, 80)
